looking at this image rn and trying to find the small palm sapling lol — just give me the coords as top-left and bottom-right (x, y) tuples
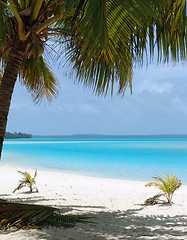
(13, 170), (39, 193)
(145, 174), (181, 203)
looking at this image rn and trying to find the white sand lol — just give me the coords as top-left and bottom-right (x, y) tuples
(0, 165), (187, 240)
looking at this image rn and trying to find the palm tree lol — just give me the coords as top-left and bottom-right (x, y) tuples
(0, 0), (186, 159)
(0, 0), (70, 158)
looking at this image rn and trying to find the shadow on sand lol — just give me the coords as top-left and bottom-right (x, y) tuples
(0, 194), (187, 240)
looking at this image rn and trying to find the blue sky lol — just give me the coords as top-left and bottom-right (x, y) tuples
(6, 61), (187, 135)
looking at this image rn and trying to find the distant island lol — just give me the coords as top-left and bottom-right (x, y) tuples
(5, 132), (32, 139)
(33, 134), (187, 139)
(5, 133), (187, 139)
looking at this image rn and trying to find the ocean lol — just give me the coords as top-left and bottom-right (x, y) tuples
(1, 138), (187, 183)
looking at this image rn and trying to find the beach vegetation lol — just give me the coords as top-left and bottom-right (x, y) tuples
(145, 174), (182, 203)
(13, 170), (39, 193)
(0, 0), (187, 159)
(0, 199), (90, 230)
(143, 194), (164, 206)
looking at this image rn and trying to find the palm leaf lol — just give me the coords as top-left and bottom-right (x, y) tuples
(34, 170), (37, 178)
(155, 0), (187, 62)
(0, 1), (13, 52)
(62, 0), (187, 96)
(0, 200), (90, 229)
(65, 0), (138, 95)
(0, 69), (2, 85)
(19, 56), (60, 103)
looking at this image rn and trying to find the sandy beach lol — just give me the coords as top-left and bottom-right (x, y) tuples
(0, 165), (187, 240)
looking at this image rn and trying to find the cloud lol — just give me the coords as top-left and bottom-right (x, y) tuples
(132, 64), (187, 95)
(135, 77), (173, 94)
(78, 103), (100, 114)
(171, 97), (187, 116)
(6, 62), (187, 135)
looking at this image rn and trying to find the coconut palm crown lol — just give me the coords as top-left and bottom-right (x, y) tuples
(0, 0), (186, 158)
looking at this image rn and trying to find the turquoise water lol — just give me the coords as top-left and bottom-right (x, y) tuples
(2, 138), (187, 183)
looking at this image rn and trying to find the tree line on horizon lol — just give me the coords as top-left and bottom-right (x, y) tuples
(5, 132), (32, 139)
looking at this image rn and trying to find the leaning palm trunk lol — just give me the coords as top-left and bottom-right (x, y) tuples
(0, 42), (27, 159)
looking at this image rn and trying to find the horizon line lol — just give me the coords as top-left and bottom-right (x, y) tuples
(32, 133), (187, 138)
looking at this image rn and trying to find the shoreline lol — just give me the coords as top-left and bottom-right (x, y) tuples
(1, 160), (187, 185)
(3, 138), (187, 186)
(0, 161), (149, 183)
(0, 163), (150, 188)
(0, 164), (187, 239)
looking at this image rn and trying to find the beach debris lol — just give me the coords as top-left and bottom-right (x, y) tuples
(13, 170), (39, 193)
(143, 194), (164, 206)
(145, 174), (182, 204)
(0, 200), (90, 230)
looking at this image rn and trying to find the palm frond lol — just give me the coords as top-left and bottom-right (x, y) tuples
(0, 200), (90, 230)
(0, 1), (14, 51)
(0, 69), (2, 85)
(62, 0), (187, 96)
(19, 56), (60, 103)
(154, 0), (187, 62)
(65, 0), (138, 95)
(1, 0), (186, 98)
(143, 194), (164, 206)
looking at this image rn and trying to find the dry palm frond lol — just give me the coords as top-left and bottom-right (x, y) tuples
(0, 200), (90, 230)
(143, 194), (164, 206)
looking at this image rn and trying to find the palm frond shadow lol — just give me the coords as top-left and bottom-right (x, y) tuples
(0, 195), (106, 211)
(51, 210), (187, 239)
(1, 207), (186, 239)
(51, 204), (187, 239)
(0, 198), (92, 230)
(1, 195), (187, 239)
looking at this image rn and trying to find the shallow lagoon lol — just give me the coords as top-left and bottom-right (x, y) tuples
(2, 138), (187, 183)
